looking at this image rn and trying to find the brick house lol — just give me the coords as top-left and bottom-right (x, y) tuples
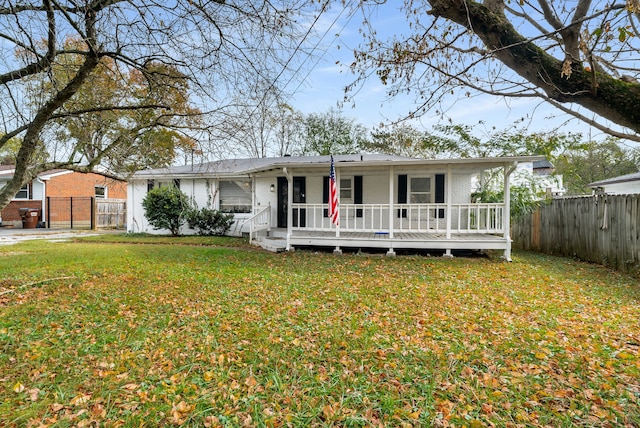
(0, 166), (127, 228)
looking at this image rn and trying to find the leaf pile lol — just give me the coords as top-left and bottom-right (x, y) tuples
(0, 242), (638, 426)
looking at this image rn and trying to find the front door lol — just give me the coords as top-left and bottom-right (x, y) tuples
(277, 176), (306, 228)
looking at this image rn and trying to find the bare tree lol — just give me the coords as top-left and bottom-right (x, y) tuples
(272, 103), (305, 157)
(0, 0), (315, 210)
(349, 1), (640, 142)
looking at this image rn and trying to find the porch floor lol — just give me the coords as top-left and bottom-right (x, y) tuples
(258, 228), (508, 253)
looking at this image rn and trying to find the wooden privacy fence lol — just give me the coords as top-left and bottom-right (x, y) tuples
(512, 195), (640, 273)
(96, 198), (126, 229)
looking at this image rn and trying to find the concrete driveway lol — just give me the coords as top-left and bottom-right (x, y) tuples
(0, 227), (114, 246)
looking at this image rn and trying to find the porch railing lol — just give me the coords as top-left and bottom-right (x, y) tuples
(290, 203), (505, 234)
(243, 204), (271, 243)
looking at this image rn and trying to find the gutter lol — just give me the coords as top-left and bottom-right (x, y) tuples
(36, 177), (47, 225)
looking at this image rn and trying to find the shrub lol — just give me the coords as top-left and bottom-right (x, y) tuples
(142, 186), (190, 236)
(186, 207), (234, 236)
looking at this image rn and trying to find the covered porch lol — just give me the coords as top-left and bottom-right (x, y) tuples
(248, 201), (511, 258)
(243, 155), (544, 259)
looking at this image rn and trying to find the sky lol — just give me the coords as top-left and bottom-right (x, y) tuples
(285, 2), (631, 145)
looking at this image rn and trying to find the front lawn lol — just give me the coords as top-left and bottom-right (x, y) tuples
(0, 238), (638, 426)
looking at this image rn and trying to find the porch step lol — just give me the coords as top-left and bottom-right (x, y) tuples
(255, 236), (287, 253)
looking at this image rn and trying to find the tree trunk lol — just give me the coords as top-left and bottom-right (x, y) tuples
(0, 54), (100, 211)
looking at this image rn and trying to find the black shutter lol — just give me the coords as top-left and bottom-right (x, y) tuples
(323, 176), (329, 217)
(397, 174), (407, 218)
(354, 175), (363, 217)
(173, 179), (181, 189)
(435, 174), (445, 218)
(147, 179), (154, 192)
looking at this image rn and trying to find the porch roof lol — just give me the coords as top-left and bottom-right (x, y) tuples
(133, 154), (546, 180)
(588, 171), (640, 187)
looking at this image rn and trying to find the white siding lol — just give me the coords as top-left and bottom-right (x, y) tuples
(602, 181), (640, 194)
(127, 166), (476, 235)
(31, 180), (46, 200)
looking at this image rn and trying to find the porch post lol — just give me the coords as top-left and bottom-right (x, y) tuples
(444, 164), (453, 257)
(284, 167), (293, 251)
(387, 165), (395, 256)
(503, 162), (517, 261)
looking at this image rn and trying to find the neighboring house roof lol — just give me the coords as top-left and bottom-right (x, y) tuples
(533, 159), (554, 169)
(133, 154), (546, 179)
(0, 166), (120, 181)
(37, 169), (73, 180)
(588, 171), (640, 187)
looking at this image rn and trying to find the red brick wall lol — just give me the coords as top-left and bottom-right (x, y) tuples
(1, 201), (42, 222)
(47, 172), (127, 199)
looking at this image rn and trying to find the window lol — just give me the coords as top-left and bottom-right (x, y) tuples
(409, 177), (432, 203)
(15, 184), (29, 199)
(340, 178), (352, 202)
(219, 180), (252, 213)
(95, 186), (107, 199)
(156, 180), (179, 189)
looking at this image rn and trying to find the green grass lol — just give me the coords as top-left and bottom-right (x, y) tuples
(0, 237), (639, 427)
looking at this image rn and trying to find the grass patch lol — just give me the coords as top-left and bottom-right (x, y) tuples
(75, 232), (251, 248)
(0, 239), (639, 427)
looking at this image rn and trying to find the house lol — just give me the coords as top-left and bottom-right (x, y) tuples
(588, 172), (640, 194)
(0, 167), (127, 228)
(480, 159), (565, 197)
(128, 154), (544, 259)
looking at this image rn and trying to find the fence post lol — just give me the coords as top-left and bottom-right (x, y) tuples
(46, 196), (50, 229)
(91, 197), (95, 230)
(70, 197), (73, 229)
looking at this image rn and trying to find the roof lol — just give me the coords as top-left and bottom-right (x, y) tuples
(133, 154), (546, 179)
(533, 159), (554, 169)
(0, 166), (121, 181)
(588, 171), (640, 187)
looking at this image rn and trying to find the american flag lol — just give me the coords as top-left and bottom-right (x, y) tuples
(328, 155), (339, 226)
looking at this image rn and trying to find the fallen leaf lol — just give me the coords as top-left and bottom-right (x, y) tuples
(28, 388), (40, 401)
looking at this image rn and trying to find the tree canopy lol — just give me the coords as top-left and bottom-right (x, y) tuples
(0, 0), (315, 211)
(555, 138), (640, 194)
(26, 40), (202, 174)
(350, 1), (640, 142)
(302, 109), (369, 155)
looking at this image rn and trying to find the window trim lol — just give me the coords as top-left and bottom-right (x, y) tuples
(15, 184), (29, 200)
(95, 185), (107, 199)
(408, 175), (433, 204)
(339, 176), (353, 203)
(218, 179), (252, 214)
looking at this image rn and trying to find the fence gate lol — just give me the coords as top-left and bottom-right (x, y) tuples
(46, 197), (126, 230)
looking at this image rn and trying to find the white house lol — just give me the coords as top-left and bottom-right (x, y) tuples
(588, 172), (640, 194)
(127, 154), (545, 259)
(475, 159), (565, 197)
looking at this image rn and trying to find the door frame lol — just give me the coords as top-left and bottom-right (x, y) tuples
(277, 176), (306, 228)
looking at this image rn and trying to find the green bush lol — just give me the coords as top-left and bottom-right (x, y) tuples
(142, 186), (190, 236)
(472, 183), (548, 219)
(186, 207), (234, 236)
